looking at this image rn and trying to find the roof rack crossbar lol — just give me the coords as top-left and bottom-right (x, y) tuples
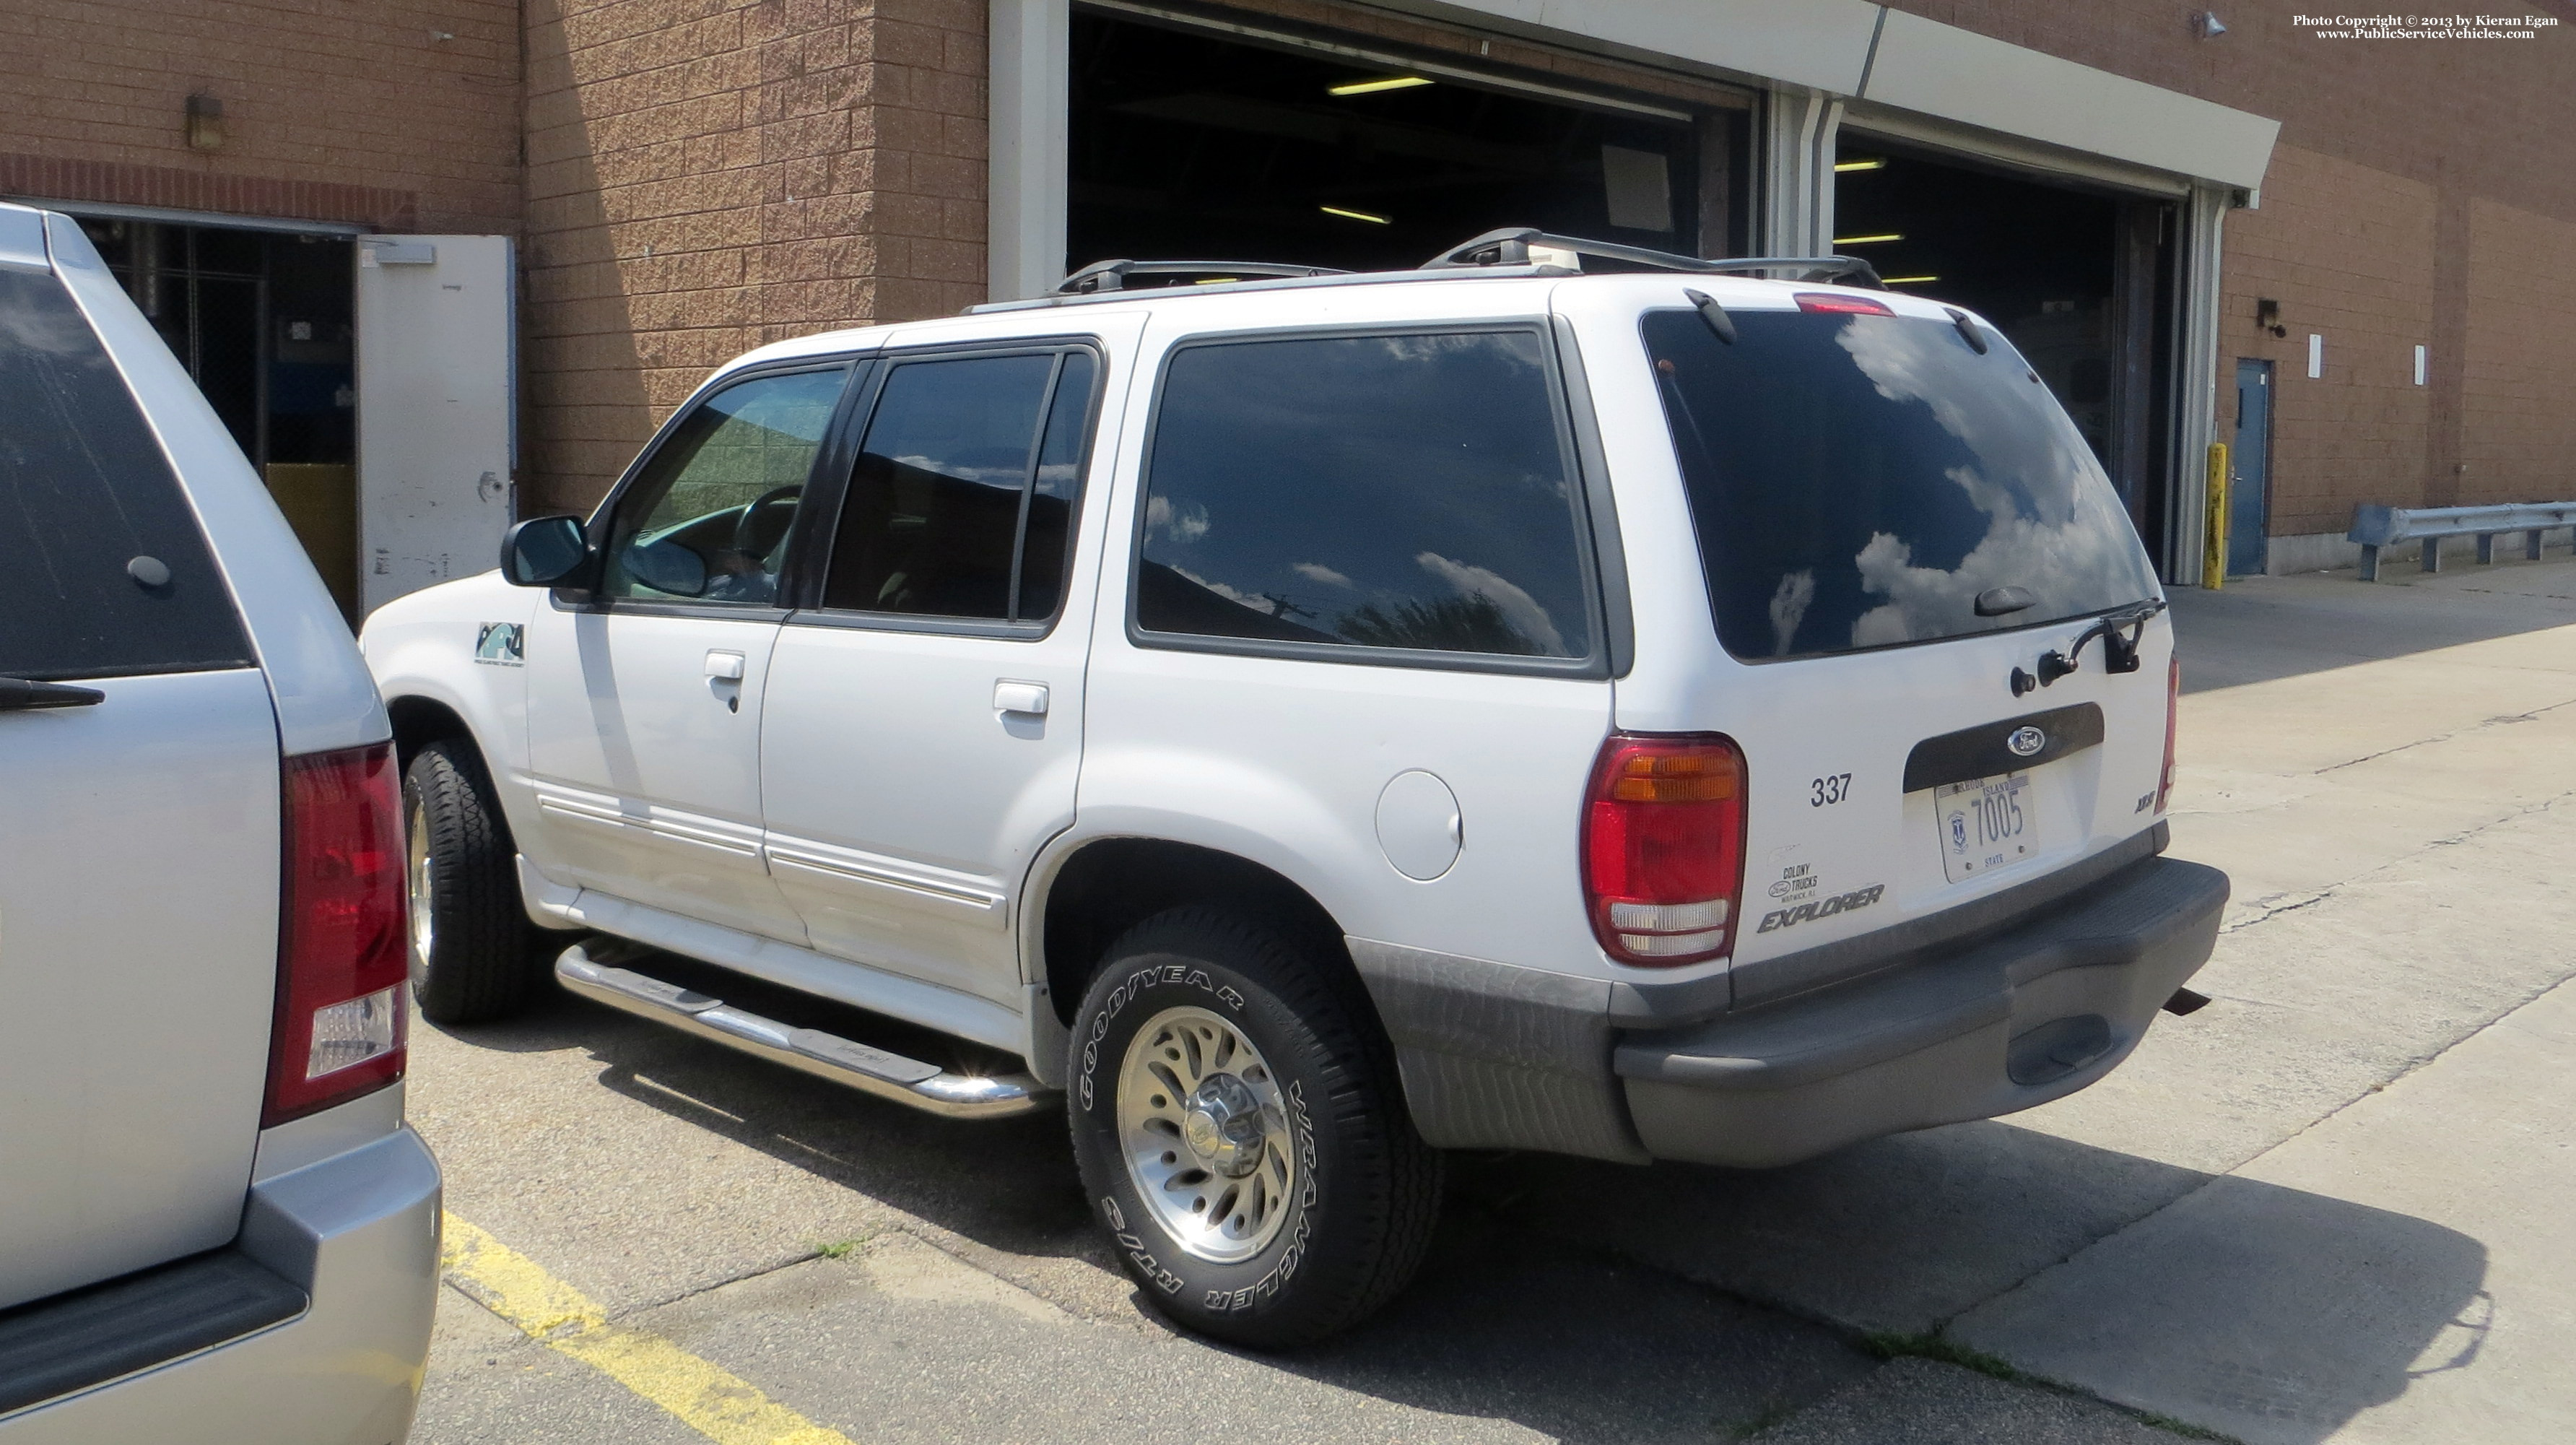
(1419, 227), (1881, 287)
(1055, 259), (1349, 295)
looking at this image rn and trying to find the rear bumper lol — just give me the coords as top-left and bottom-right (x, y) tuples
(0, 1125), (441, 1444)
(1615, 856), (2227, 1167)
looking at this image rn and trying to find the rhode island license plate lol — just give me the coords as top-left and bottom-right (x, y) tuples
(1936, 772), (2042, 883)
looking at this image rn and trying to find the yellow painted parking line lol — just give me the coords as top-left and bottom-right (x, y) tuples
(441, 1212), (857, 1445)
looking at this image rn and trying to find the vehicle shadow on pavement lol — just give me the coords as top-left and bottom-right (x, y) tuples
(2171, 567), (2576, 694)
(1454, 1134), (2492, 1444)
(446, 991), (2489, 1444)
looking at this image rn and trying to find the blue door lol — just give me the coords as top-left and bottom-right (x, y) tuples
(2229, 360), (2271, 576)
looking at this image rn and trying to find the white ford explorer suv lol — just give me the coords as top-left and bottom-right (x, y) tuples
(0, 203), (439, 1439)
(364, 229), (2225, 1348)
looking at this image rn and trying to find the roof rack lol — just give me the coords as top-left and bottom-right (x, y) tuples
(1420, 227), (1881, 287)
(1055, 259), (1348, 295)
(968, 228), (1883, 316)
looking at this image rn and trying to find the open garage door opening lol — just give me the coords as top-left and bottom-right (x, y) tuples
(1068, 9), (1744, 278)
(74, 217), (362, 616)
(1834, 139), (2180, 570)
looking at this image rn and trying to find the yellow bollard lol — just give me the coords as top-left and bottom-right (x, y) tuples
(2203, 442), (2230, 590)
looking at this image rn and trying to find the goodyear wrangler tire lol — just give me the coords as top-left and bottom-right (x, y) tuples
(403, 739), (544, 1025)
(1067, 906), (1443, 1348)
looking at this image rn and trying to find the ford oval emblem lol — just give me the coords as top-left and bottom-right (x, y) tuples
(2006, 725), (2048, 758)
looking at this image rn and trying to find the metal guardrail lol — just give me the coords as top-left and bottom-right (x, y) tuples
(2348, 502), (2576, 581)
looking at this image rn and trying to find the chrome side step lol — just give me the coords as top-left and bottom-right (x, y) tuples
(554, 944), (1052, 1119)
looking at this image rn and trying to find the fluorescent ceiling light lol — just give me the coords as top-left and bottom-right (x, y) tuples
(1320, 205), (1392, 225)
(1833, 158), (1885, 173)
(1328, 76), (1433, 96)
(1881, 275), (1939, 286)
(1832, 233), (1902, 246)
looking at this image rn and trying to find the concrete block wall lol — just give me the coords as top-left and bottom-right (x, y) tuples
(0, 0), (519, 231)
(520, 0), (988, 515)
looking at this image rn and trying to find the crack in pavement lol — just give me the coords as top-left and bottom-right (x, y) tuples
(2313, 693), (2576, 773)
(2217, 789), (2575, 936)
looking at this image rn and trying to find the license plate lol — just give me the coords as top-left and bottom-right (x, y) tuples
(1936, 772), (2042, 882)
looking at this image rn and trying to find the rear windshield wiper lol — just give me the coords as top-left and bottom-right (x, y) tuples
(0, 677), (106, 711)
(2061, 599), (2169, 677)
(2014, 599), (2167, 694)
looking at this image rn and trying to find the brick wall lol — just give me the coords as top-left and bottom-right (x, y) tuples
(2217, 145), (2437, 538)
(0, 0), (519, 231)
(521, 0), (986, 515)
(2463, 199), (2576, 505)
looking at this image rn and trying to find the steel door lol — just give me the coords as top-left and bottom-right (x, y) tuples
(355, 235), (514, 615)
(2229, 360), (2272, 577)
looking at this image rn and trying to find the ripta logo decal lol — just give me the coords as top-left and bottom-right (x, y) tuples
(474, 622), (524, 667)
(1757, 883), (1885, 934)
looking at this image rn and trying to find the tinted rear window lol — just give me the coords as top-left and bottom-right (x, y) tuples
(1643, 307), (2158, 661)
(1136, 330), (1594, 662)
(0, 268), (251, 680)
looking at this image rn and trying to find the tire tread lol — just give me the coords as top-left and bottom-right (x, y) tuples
(406, 739), (542, 1024)
(1082, 905), (1443, 1345)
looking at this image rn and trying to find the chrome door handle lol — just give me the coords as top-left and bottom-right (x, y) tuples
(705, 651), (747, 680)
(993, 681), (1049, 716)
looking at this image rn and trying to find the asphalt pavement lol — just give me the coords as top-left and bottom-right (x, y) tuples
(409, 555), (2576, 1444)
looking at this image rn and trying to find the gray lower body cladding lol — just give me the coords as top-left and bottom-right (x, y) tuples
(1347, 937), (1650, 1164)
(1351, 851), (2228, 1171)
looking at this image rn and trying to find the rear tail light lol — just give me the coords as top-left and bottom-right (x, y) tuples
(1582, 733), (1748, 968)
(264, 742), (409, 1126)
(2156, 655), (2182, 814)
(1796, 292), (1895, 316)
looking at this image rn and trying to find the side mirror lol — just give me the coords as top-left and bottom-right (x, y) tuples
(500, 515), (590, 588)
(620, 537), (708, 598)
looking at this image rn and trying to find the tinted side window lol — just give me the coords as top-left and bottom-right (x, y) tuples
(1016, 351), (1097, 620)
(822, 350), (1095, 622)
(0, 267), (252, 680)
(1137, 331), (1593, 661)
(601, 368), (849, 606)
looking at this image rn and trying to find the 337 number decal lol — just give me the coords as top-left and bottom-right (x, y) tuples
(1810, 773), (1852, 807)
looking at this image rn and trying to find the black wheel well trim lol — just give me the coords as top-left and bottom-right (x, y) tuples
(1032, 837), (1370, 1030)
(386, 693), (474, 768)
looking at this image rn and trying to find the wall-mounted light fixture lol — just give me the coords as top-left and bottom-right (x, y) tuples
(184, 92), (225, 152)
(2196, 11), (2228, 38)
(2255, 298), (2286, 337)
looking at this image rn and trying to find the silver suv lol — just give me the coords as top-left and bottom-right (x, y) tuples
(366, 230), (2225, 1348)
(0, 203), (438, 1441)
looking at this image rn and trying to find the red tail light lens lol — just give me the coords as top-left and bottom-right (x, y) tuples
(2155, 656), (2181, 815)
(264, 742), (409, 1126)
(1796, 292), (1894, 316)
(1583, 733), (1748, 967)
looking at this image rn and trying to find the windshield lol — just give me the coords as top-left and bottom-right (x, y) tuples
(1642, 306), (2160, 661)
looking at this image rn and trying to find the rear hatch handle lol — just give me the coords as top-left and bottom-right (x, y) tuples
(0, 677), (105, 711)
